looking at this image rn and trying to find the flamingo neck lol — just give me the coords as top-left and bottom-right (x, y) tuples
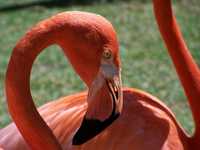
(6, 24), (62, 150)
(5, 13), (99, 149)
(153, 0), (200, 141)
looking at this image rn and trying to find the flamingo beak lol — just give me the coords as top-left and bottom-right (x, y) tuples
(106, 75), (123, 116)
(72, 67), (122, 145)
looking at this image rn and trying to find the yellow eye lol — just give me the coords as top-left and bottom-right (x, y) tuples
(103, 49), (112, 59)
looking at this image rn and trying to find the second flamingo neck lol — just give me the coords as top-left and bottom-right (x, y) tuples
(153, 0), (200, 135)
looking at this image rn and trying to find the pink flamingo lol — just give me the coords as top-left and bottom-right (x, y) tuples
(0, 0), (199, 149)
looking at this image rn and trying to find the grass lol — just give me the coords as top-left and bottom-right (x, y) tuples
(0, 0), (199, 135)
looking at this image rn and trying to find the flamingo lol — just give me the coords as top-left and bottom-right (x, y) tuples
(0, 0), (199, 150)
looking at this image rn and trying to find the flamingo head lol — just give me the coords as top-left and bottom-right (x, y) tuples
(68, 12), (122, 145)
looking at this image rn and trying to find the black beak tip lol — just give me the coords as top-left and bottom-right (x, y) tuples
(72, 118), (102, 145)
(72, 114), (119, 145)
(72, 135), (83, 145)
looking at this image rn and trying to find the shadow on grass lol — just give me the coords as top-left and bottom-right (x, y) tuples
(0, 0), (150, 12)
(0, 0), (99, 12)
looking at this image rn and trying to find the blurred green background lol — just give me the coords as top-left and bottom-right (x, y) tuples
(0, 0), (199, 135)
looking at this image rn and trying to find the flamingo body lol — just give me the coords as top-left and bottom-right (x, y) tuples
(0, 88), (190, 150)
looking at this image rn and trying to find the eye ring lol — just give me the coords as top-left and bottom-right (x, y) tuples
(103, 49), (112, 59)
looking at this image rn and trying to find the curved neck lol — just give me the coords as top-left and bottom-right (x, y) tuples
(153, 0), (200, 138)
(5, 14), (90, 149)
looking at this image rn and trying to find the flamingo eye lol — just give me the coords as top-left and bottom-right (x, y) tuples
(103, 49), (112, 59)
